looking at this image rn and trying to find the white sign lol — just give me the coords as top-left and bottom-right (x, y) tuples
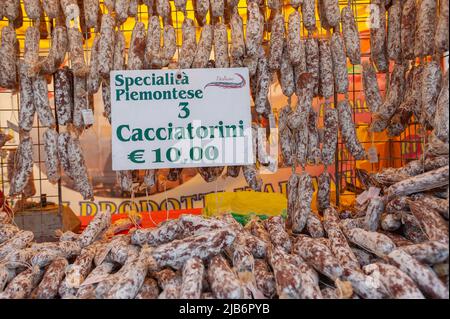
(111, 68), (253, 170)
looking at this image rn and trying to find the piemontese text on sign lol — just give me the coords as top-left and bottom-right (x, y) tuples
(111, 68), (253, 170)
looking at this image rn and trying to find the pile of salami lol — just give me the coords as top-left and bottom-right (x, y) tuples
(1, 194), (448, 299)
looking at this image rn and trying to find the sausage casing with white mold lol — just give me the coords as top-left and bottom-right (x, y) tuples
(330, 33), (349, 94)
(341, 6), (361, 65)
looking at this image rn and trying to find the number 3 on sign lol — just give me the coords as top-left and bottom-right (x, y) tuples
(178, 102), (190, 119)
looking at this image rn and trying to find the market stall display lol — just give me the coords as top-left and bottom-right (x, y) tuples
(0, 0), (449, 300)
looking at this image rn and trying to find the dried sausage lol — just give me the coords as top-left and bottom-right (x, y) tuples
(192, 25), (213, 69)
(135, 278), (159, 299)
(54, 67), (74, 125)
(179, 18), (197, 69)
(330, 32), (349, 94)
(399, 241), (449, 265)
(213, 22), (229, 68)
(79, 212), (111, 248)
(370, 2), (388, 72)
(362, 61), (383, 113)
(83, 0), (99, 29)
(318, 39), (334, 100)
(145, 16), (162, 69)
(415, 0), (437, 57)
(341, 267), (388, 299)
(60, 0), (80, 23)
(287, 11), (305, 67)
(35, 26), (68, 75)
(128, 22), (146, 70)
(156, 0), (171, 24)
(98, 14), (115, 79)
(106, 256), (148, 299)
(412, 193), (449, 220)
(343, 227), (396, 257)
(387, 249), (449, 299)
(306, 213), (325, 238)
(161, 25), (176, 67)
(364, 197), (384, 231)
(24, 26), (40, 77)
(131, 219), (182, 246)
(293, 237), (343, 281)
(151, 229), (236, 269)
(76, 262), (115, 299)
(72, 75), (89, 130)
(246, 2), (263, 57)
(9, 136), (34, 197)
(267, 246), (302, 299)
(293, 81), (311, 166)
(401, 0), (417, 60)
(322, 0), (340, 28)
(18, 63), (35, 132)
(43, 129), (60, 184)
(253, 258), (276, 298)
(317, 171), (331, 212)
(68, 27), (88, 77)
(63, 245), (97, 289)
(193, 0), (209, 26)
(387, 0), (402, 62)
(435, 0), (449, 54)
(292, 172), (313, 234)
(307, 107), (321, 164)
(128, 0), (139, 17)
(409, 200), (449, 244)
(337, 99), (366, 160)
(401, 212), (429, 244)
(87, 35), (101, 94)
(175, 0), (187, 14)
(341, 6), (361, 65)
(0, 267), (43, 299)
(421, 61), (442, 129)
(0, 231), (35, 261)
(230, 11), (245, 60)
(180, 257), (204, 299)
(380, 213), (402, 231)
(268, 13), (284, 71)
(42, 0), (60, 19)
(34, 258), (68, 299)
(255, 55), (270, 115)
(67, 135), (94, 200)
(305, 38), (320, 97)
(363, 263), (425, 299)
(434, 70), (449, 143)
(208, 255), (244, 299)
(0, 26), (18, 89)
(279, 43), (295, 98)
(278, 105), (295, 166)
(264, 216), (292, 253)
(115, 0), (130, 24)
(321, 104), (338, 166)
(210, 0), (224, 18)
(226, 166), (241, 178)
(386, 166), (449, 200)
(242, 165), (263, 191)
(287, 174), (299, 228)
(323, 207), (361, 270)
(33, 74), (56, 128)
(3, 0), (21, 22)
(301, 0), (316, 32)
